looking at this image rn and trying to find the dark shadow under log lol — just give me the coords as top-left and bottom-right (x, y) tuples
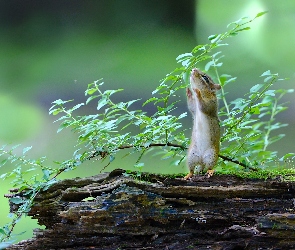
(5, 169), (295, 249)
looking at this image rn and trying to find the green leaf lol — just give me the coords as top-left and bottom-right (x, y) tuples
(227, 16), (248, 27)
(0, 228), (7, 235)
(260, 70), (271, 77)
(178, 112), (187, 119)
(50, 99), (64, 105)
(176, 53), (193, 61)
(205, 61), (214, 71)
(109, 155), (115, 162)
(263, 76), (274, 83)
(0, 173), (7, 179)
(229, 31), (238, 36)
(10, 197), (24, 204)
(210, 34), (222, 43)
(264, 90), (276, 96)
(235, 27), (251, 33)
(127, 99), (140, 108)
(82, 196), (95, 201)
(134, 162), (144, 168)
(57, 121), (71, 133)
(143, 97), (157, 106)
(255, 11), (268, 18)
(280, 153), (295, 161)
(42, 169), (51, 181)
(18, 185), (30, 192)
(71, 103), (84, 111)
(250, 107), (260, 114)
(268, 134), (285, 144)
(51, 99), (73, 106)
(196, 55), (211, 63)
(85, 88), (97, 95)
(97, 96), (108, 110)
(192, 44), (206, 53)
(104, 89), (124, 97)
(115, 115), (128, 125)
(161, 151), (175, 160)
(0, 242), (13, 249)
(212, 51), (222, 58)
(11, 144), (21, 150)
(22, 146), (32, 155)
(53, 115), (68, 123)
(250, 84), (263, 93)
(0, 159), (8, 167)
(180, 58), (192, 67)
(216, 43), (228, 47)
(49, 108), (64, 115)
(7, 213), (14, 219)
(208, 34), (219, 41)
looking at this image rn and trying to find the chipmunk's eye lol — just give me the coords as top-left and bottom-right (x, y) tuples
(201, 74), (210, 84)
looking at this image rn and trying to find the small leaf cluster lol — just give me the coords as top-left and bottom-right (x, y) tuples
(0, 144), (58, 244)
(175, 12), (268, 75)
(215, 67), (294, 171)
(49, 79), (189, 171)
(161, 11), (294, 170)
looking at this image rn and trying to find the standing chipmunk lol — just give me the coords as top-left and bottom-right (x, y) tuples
(184, 68), (221, 179)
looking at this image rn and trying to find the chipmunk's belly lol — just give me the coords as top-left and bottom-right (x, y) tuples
(194, 112), (212, 152)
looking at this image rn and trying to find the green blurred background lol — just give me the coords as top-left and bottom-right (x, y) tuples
(0, 0), (294, 244)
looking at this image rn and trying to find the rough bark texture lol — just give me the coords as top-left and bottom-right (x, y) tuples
(5, 169), (295, 249)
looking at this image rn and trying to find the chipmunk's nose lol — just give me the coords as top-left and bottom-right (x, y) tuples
(191, 68), (199, 76)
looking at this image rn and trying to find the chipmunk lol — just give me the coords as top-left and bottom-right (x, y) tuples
(184, 68), (221, 179)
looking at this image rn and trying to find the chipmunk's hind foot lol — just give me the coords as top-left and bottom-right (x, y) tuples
(205, 169), (214, 178)
(183, 172), (194, 180)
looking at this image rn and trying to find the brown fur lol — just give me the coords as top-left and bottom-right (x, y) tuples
(184, 68), (220, 179)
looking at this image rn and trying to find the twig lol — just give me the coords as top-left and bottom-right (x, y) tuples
(218, 154), (257, 171)
(118, 142), (185, 150)
(90, 143), (253, 170)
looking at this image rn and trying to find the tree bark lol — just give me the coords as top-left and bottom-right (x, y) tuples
(5, 169), (295, 249)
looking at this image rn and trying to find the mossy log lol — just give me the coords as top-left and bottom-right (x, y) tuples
(5, 169), (295, 249)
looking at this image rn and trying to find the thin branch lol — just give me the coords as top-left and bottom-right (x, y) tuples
(218, 154), (257, 171)
(103, 143), (252, 169)
(118, 142), (185, 150)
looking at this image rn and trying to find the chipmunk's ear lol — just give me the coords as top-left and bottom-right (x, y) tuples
(213, 84), (221, 90)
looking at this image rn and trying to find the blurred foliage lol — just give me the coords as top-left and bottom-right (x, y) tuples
(0, 0), (294, 244)
(197, 0), (295, 86)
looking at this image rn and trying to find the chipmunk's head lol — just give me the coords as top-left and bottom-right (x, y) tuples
(190, 68), (221, 92)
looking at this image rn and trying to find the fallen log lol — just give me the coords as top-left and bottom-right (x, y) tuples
(5, 169), (295, 249)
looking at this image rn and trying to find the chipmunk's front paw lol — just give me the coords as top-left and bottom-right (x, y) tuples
(205, 169), (214, 178)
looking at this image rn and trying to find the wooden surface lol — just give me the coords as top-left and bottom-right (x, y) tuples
(6, 169), (295, 249)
